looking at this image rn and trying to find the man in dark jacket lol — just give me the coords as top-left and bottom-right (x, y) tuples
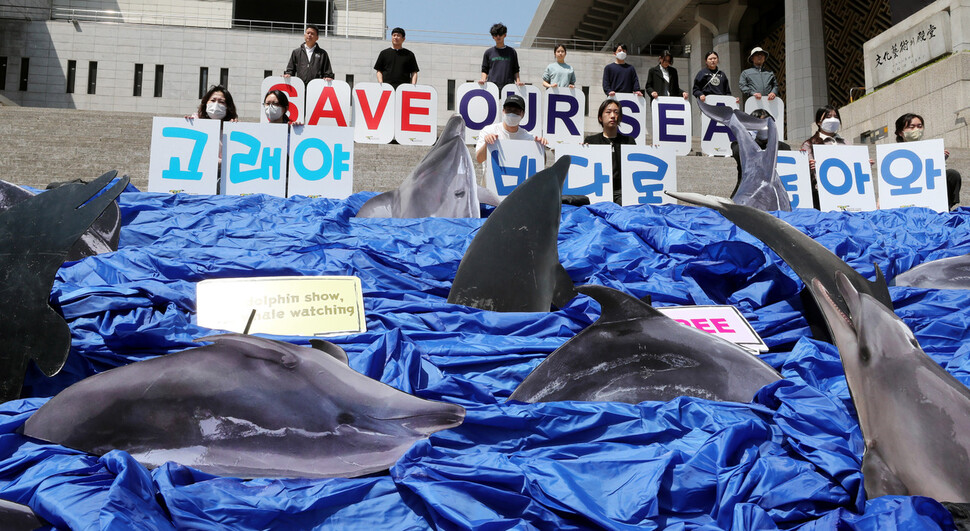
(645, 50), (688, 100)
(284, 24), (334, 85)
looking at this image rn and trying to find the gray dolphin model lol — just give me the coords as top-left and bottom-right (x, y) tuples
(447, 156), (576, 312)
(357, 114), (500, 218)
(893, 254), (970, 289)
(815, 272), (970, 502)
(508, 285), (781, 404)
(0, 499), (45, 531)
(0, 170), (129, 402)
(21, 334), (466, 479)
(697, 101), (791, 212)
(667, 191), (892, 341)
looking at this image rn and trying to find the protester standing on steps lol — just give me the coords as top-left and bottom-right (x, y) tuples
(738, 47), (778, 102)
(584, 99), (635, 204)
(692, 51), (735, 103)
(602, 44), (642, 97)
(284, 24), (334, 85)
(895, 113), (962, 209)
(542, 44), (576, 89)
(374, 27), (419, 88)
(480, 23), (522, 88)
(645, 50), (688, 101)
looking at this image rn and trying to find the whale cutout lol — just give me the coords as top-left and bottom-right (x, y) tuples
(0, 170), (129, 402)
(21, 334), (466, 479)
(357, 114), (499, 218)
(815, 272), (970, 502)
(667, 191), (892, 343)
(447, 156), (576, 312)
(508, 285), (781, 404)
(893, 254), (970, 289)
(697, 100), (790, 211)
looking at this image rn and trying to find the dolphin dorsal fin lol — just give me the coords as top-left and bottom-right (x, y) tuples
(309, 339), (350, 364)
(576, 285), (661, 324)
(869, 263), (894, 311)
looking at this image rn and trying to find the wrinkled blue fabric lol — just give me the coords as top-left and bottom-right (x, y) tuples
(0, 189), (968, 529)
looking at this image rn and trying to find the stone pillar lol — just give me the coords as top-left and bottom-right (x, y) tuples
(785, 0), (829, 143)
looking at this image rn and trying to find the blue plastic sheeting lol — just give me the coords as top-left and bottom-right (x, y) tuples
(1, 187), (968, 529)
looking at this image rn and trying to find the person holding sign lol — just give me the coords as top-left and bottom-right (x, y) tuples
(645, 50), (688, 101)
(542, 44), (576, 89)
(584, 99), (635, 204)
(738, 47), (778, 101)
(692, 51), (735, 103)
(373, 27), (419, 88)
(475, 94), (549, 163)
(801, 105), (846, 209)
(284, 25), (335, 85)
(602, 44), (642, 97)
(480, 23), (522, 88)
(895, 113), (961, 209)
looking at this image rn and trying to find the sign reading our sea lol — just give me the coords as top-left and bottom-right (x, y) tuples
(196, 276), (366, 336)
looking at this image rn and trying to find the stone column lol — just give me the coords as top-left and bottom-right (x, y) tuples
(785, 0), (829, 143)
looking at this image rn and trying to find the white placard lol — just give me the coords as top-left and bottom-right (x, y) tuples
(613, 93), (648, 145)
(555, 144), (613, 203)
(743, 97), (785, 138)
(394, 84), (438, 145)
(657, 305), (768, 352)
(457, 82), (500, 145)
(620, 144), (677, 206)
(776, 150), (814, 209)
(221, 122), (289, 197)
(352, 82), (395, 144)
(260, 77), (305, 124)
(814, 144), (877, 212)
(500, 84), (543, 137)
(875, 139), (948, 212)
(148, 117), (222, 194)
(700, 95), (739, 157)
(484, 138), (545, 198)
(305, 79), (352, 128)
(651, 96), (692, 156)
(543, 87), (585, 145)
(287, 125), (354, 199)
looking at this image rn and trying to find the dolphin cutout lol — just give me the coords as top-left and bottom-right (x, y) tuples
(667, 191), (892, 342)
(21, 334), (466, 479)
(0, 499), (45, 531)
(508, 285), (781, 404)
(357, 114), (500, 218)
(893, 254), (970, 289)
(0, 179), (121, 261)
(697, 100), (790, 211)
(815, 272), (970, 502)
(0, 170), (129, 402)
(447, 156), (577, 312)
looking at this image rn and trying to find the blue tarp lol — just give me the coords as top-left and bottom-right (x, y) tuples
(1, 187), (968, 529)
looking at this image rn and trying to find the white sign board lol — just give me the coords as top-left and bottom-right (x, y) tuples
(305, 79), (352, 128)
(148, 117), (222, 194)
(555, 144), (613, 203)
(543, 87), (585, 145)
(260, 76), (305, 124)
(613, 93), (648, 145)
(221, 122), (289, 197)
(814, 144), (877, 212)
(875, 139), (948, 212)
(457, 82), (500, 145)
(657, 305), (768, 352)
(485, 139), (545, 198)
(394, 84), (438, 145)
(500, 84), (543, 137)
(651, 96), (692, 156)
(700, 95), (739, 156)
(287, 125), (354, 199)
(743, 97), (785, 138)
(776, 150), (814, 209)
(352, 83), (395, 144)
(620, 144), (677, 206)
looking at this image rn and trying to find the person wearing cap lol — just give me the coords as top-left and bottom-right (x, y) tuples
(475, 94), (549, 163)
(739, 47), (778, 101)
(374, 27), (419, 88)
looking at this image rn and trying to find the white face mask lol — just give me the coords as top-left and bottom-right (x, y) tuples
(264, 104), (284, 122)
(820, 117), (841, 134)
(503, 111), (523, 127)
(206, 102), (227, 120)
(902, 129), (923, 142)
(615, 51), (627, 61)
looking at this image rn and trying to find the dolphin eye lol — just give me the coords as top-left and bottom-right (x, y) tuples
(336, 412), (355, 425)
(454, 189), (466, 198)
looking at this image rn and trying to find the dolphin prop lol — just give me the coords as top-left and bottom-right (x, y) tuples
(0, 499), (45, 531)
(447, 156), (577, 312)
(893, 254), (970, 289)
(21, 334), (466, 479)
(0, 179), (121, 261)
(815, 272), (970, 502)
(697, 101), (790, 211)
(0, 170), (129, 402)
(667, 191), (892, 342)
(357, 115), (500, 218)
(508, 285), (781, 404)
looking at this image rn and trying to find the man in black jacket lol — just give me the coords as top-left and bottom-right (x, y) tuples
(284, 24), (334, 85)
(645, 50), (688, 101)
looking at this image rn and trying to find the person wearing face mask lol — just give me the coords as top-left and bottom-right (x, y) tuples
(645, 50), (688, 101)
(602, 44), (642, 97)
(584, 99), (636, 204)
(262, 89), (303, 125)
(800, 105), (845, 209)
(729, 109), (790, 198)
(542, 44), (576, 89)
(692, 51), (734, 103)
(475, 94), (549, 164)
(895, 113), (962, 209)
(190, 85), (238, 122)
(284, 24), (335, 85)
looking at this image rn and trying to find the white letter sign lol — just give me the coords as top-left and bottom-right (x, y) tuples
(287, 125), (354, 199)
(148, 117), (221, 194)
(221, 122), (289, 197)
(613, 93), (648, 145)
(776, 150), (813, 209)
(620, 144), (677, 206)
(485, 139), (545, 198)
(555, 144), (613, 203)
(352, 82), (395, 144)
(457, 82), (499, 145)
(814, 145), (877, 211)
(260, 76), (305, 124)
(305, 79), (352, 128)
(395, 84), (438, 145)
(543, 87), (585, 145)
(651, 96), (692, 156)
(700, 95), (738, 156)
(876, 139), (948, 212)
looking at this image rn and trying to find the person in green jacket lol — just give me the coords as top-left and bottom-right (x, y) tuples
(738, 47), (778, 102)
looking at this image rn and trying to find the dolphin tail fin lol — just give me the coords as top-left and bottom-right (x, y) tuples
(863, 447), (909, 498)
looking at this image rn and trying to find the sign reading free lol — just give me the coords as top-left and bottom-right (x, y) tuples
(656, 305), (768, 352)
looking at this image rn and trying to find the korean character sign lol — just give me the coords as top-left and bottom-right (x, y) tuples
(555, 144), (613, 203)
(875, 139), (948, 212)
(147, 117), (221, 194)
(620, 145), (677, 206)
(813, 145), (877, 212)
(221, 122), (289, 197)
(287, 125), (354, 199)
(651, 96), (692, 156)
(457, 82), (499, 145)
(485, 139), (546, 198)
(776, 150), (813, 209)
